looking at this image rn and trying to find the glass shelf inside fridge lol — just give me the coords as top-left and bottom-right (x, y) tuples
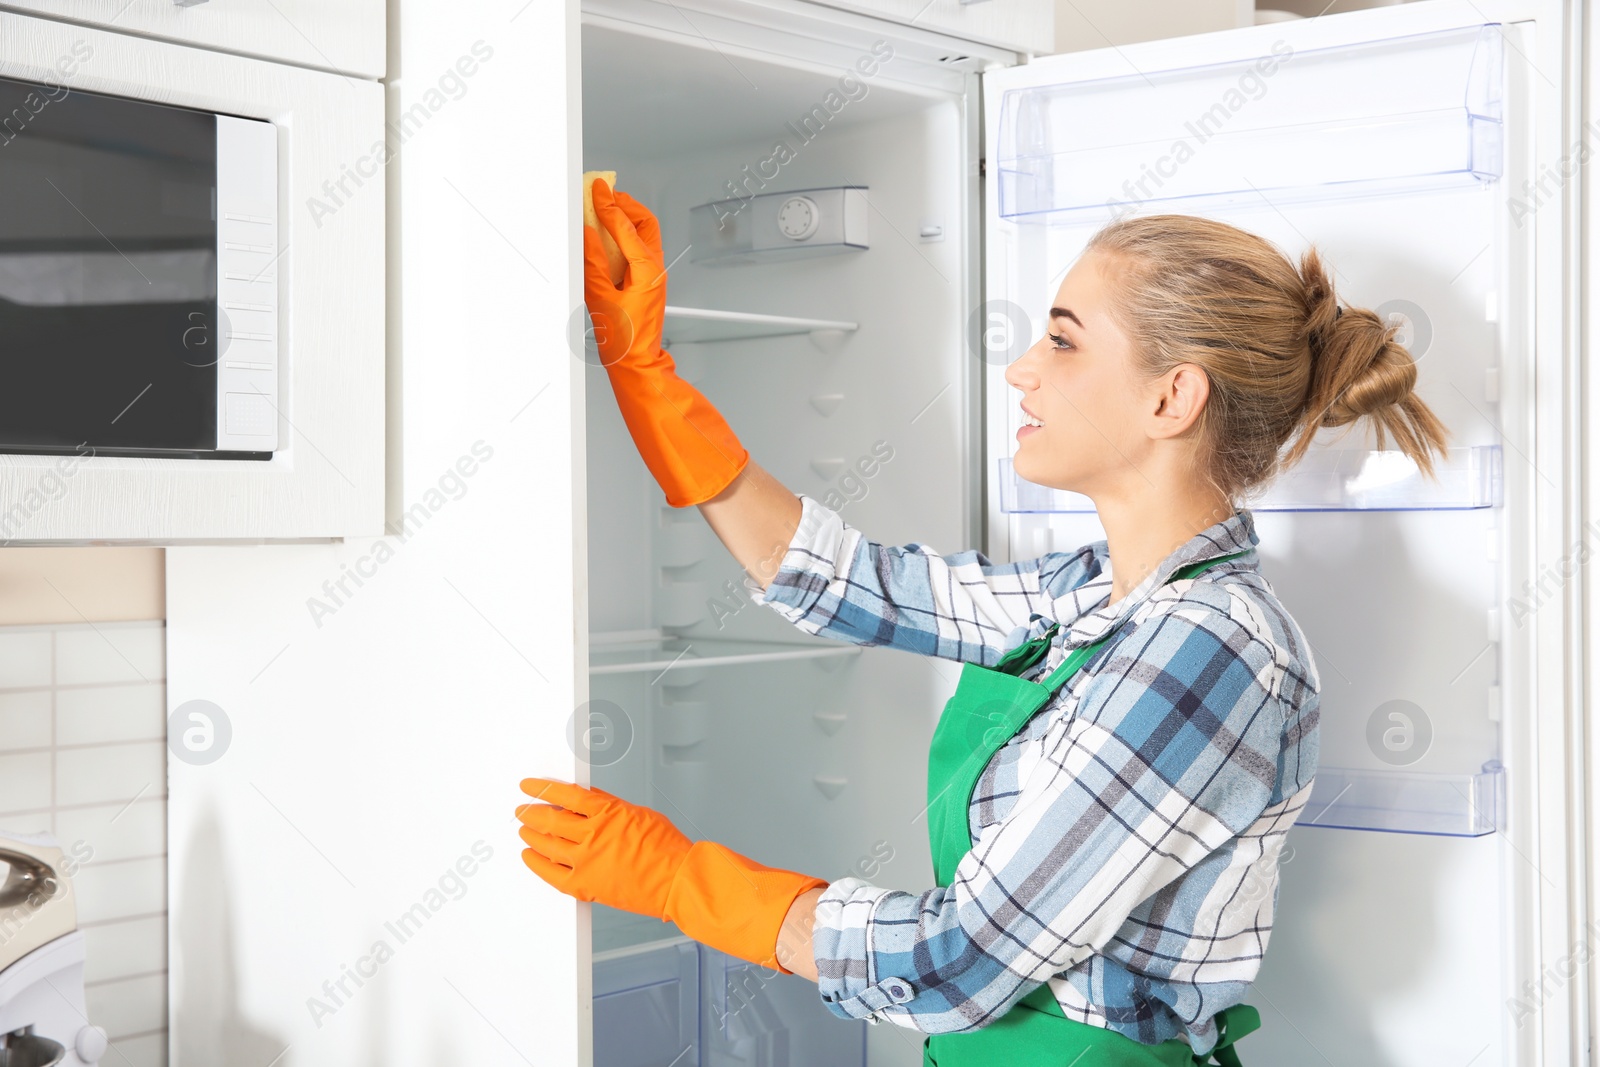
(1299, 762), (1503, 837)
(999, 444), (1501, 514)
(662, 306), (859, 347)
(995, 23), (1504, 222)
(589, 631), (864, 676)
(593, 903), (689, 957)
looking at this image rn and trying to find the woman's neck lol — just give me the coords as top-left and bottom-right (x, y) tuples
(1094, 483), (1235, 609)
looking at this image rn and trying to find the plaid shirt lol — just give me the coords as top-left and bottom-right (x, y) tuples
(750, 495), (1320, 1054)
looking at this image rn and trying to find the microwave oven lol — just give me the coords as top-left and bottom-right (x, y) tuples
(0, 73), (278, 459)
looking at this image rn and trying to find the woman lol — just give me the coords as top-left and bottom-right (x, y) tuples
(517, 179), (1449, 1066)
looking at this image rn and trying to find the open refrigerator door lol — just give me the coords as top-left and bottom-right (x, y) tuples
(982, 2), (1574, 1062)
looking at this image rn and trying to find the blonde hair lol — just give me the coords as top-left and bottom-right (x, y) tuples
(1083, 214), (1450, 503)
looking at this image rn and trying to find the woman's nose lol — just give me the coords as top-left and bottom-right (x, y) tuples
(1004, 342), (1043, 392)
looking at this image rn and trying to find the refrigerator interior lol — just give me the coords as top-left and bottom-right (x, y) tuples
(579, 18), (977, 1067)
(982, 14), (1529, 1062)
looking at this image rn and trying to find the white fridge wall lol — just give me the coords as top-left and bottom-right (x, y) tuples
(983, 3), (1577, 1064)
(581, 31), (979, 860)
(165, 2), (588, 1065)
(580, 22), (977, 1067)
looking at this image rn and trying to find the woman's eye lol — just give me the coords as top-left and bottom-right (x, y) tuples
(1048, 332), (1073, 350)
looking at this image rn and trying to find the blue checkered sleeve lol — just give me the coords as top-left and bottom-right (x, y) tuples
(750, 494), (1097, 665)
(809, 601), (1286, 1033)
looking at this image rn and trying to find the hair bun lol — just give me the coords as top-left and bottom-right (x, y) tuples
(1297, 249), (1414, 425)
(1301, 258), (1341, 343)
(1319, 322), (1416, 426)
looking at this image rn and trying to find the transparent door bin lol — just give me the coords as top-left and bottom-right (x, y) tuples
(594, 939), (700, 1067)
(998, 445), (1501, 514)
(1299, 762), (1503, 837)
(590, 629), (863, 676)
(706, 950), (867, 1067)
(995, 24), (1504, 221)
(663, 306), (859, 347)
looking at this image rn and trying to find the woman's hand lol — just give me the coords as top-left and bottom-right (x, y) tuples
(581, 180), (749, 507)
(517, 775), (828, 973)
(581, 181), (666, 371)
(517, 777), (691, 918)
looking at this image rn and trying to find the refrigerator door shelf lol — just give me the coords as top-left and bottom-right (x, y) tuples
(662, 306), (859, 348)
(589, 631), (863, 676)
(1301, 762), (1504, 837)
(995, 23), (1504, 222)
(998, 445), (1502, 514)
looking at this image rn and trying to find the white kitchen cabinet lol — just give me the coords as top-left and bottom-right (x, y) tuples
(0, 12), (385, 540)
(164, 2), (582, 1065)
(0, 0), (384, 78)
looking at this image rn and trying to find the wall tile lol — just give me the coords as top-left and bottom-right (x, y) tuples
(56, 623), (165, 686)
(54, 800), (166, 864)
(74, 856), (166, 925)
(0, 629), (51, 689)
(0, 619), (167, 1067)
(81, 915), (167, 984)
(56, 742), (165, 808)
(0, 751), (50, 814)
(57, 683), (166, 746)
(0, 809), (52, 835)
(0, 689), (51, 751)
(85, 972), (166, 1040)
(106, 1030), (168, 1067)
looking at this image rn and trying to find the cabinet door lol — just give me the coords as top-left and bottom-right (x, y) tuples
(805, 0), (1050, 55)
(0, 0), (384, 78)
(0, 12), (384, 539)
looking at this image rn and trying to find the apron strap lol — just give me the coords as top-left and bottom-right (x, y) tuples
(1193, 1004), (1261, 1067)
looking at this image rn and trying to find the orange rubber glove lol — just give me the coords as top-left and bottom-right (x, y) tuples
(518, 777), (827, 973)
(582, 178), (750, 507)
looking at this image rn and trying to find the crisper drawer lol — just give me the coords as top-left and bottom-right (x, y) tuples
(595, 941), (701, 1067)
(0, 0), (385, 79)
(593, 939), (870, 1067)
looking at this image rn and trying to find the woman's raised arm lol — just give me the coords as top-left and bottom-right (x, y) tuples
(696, 461), (803, 591)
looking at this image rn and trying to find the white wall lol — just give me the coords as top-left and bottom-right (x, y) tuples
(164, 2), (587, 1065)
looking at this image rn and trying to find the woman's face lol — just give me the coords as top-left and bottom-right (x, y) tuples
(1004, 250), (1151, 496)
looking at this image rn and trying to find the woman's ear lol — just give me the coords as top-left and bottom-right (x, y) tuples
(1149, 363), (1211, 439)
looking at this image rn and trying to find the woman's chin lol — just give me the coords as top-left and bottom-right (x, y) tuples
(1012, 447), (1072, 493)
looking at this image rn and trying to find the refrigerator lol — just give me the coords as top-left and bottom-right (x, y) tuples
(576, 1), (1576, 1064)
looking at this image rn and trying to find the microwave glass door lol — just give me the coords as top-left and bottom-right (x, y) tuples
(0, 76), (248, 458)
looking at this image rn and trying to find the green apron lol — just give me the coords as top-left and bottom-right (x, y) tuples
(922, 551), (1261, 1067)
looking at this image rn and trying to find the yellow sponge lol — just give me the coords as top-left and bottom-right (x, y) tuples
(582, 170), (627, 286)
